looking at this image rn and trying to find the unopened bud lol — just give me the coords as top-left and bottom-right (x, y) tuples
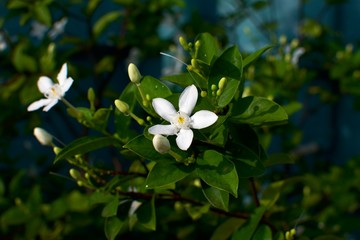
(290, 38), (299, 49)
(114, 99), (129, 114)
(200, 91), (207, 97)
(146, 116), (152, 121)
(69, 168), (82, 180)
(128, 63), (142, 84)
(33, 127), (53, 146)
(216, 89), (222, 96)
(146, 94), (151, 101)
(195, 40), (201, 50)
(191, 58), (197, 68)
(218, 77), (226, 90)
(211, 84), (217, 91)
(152, 135), (170, 154)
(179, 36), (188, 49)
(53, 147), (62, 155)
(279, 35), (287, 45)
(87, 88), (95, 103)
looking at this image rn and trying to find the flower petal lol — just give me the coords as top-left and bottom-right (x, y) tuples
(176, 128), (193, 151)
(61, 77), (74, 93)
(37, 76), (54, 94)
(152, 98), (177, 122)
(57, 63), (68, 85)
(191, 110), (218, 129)
(179, 84), (198, 116)
(43, 99), (58, 111)
(27, 98), (53, 111)
(148, 124), (177, 136)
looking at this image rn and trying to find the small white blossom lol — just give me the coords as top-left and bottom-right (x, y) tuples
(33, 127), (53, 146)
(148, 85), (218, 151)
(27, 63), (73, 112)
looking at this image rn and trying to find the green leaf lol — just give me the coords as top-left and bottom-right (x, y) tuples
(243, 45), (273, 68)
(124, 135), (168, 162)
(282, 101), (302, 116)
(210, 218), (246, 240)
(195, 32), (220, 65)
(89, 191), (117, 205)
(209, 45), (243, 107)
(12, 41), (37, 73)
(136, 75), (172, 115)
(145, 162), (194, 188)
(54, 136), (121, 163)
(33, 3), (52, 26)
(231, 96), (288, 127)
(202, 184), (229, 211)
(162, 73), (198, 88)
(86, 0), (102, 15)
(104, 217), (123, 240)
(92, 107), (112, 131)
(264, 153), (295, 167)
(253, 224), (272, 240)
(7, 0), (28, 9)
(93, 11), (123, 38)
(136, 196), (156, 231)
(102, 197), (119, 217)
(231, 205), (267, 240)
(196, 150), (238, 197)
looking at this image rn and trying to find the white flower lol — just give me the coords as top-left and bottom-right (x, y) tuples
(148, 84), (218, 151)
(48, 18), (68, 39)
(27, 63), (73, 112)
(33, 127), (53, 146)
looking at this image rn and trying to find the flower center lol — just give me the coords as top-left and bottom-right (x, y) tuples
(172, 111), (191, 129)
(44, 84), (63, 99)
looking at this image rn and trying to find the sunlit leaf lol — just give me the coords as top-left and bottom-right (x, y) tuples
(196, 150), (238, 197)
(54, 136), (122, 163)
(243, 45), (273, 68)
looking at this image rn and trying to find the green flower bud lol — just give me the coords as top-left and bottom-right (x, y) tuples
(53, 147), (62, 155)
(195, 40), (201, 50)
(87, 88), (95, 103)
(114, 99), (129, 114)
(146, 116), (152, 121)
(69, 168), (82, 180)
(33, 127), (53, 146)
(146, 94), (151, 101)
(290, 38), (299, 49)
(211, 84), (217, 91)
(128, 63), (142, 84)
(179, 36), (188, 50)
(191, 58), (197, 68)
(200, 91), (207, 97)
(152, 135), (170, 154)
(216, 89), (222, 96)
(279, 35), (287, 45)
(218, 77), (227, 90)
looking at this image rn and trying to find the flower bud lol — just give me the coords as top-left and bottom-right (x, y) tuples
(179, 36), (188, 50)
(195, 40), (201, 50)
(218, 77), (227, 90)
(33, 127), (53, 146)
(128, 63), (142, 84)
(87, 88), (95, 103)
(152, 135), (170, 154)
(69, 168), (82, 180)
(53, 146), (62, 155)
(114, 99), (129, 114)
(200, 91), (207, 97)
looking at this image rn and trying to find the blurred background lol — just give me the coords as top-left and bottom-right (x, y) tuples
(1, 0), (360, 239)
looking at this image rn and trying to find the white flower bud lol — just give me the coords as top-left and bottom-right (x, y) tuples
(128, 63), (142, 84)
(152, 135), (170, 154)
(33, 127), (53, 146)
(114, 99), (129, 114)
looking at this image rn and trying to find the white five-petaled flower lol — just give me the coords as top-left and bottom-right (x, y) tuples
(27, 63), (73, 112)
(148, 84), (218, 151)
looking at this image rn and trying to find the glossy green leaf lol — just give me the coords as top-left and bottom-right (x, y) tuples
(136, 196), (156, 231)
(196, 150), (238, 197)
(162, 72), (201, 88)
(145, 162), (194, 188)
(54, 136), (121, 163)
(211, 218), (246, 240)
(104, 216), (123, 240)
(243, 45), (273, 68)
(136, 75), (172, 115)
(124, 135), (168, 162)
(102, 197), (119, 217)
(202, 184), (229, 211)
(93, 11), (122, 38)
(253, 224), (272, 240)
(231, 205), (267, 240)
(92, 107), (112, 131)
(209, 45), (243, 107)
(195, 32), (220, 65)
(231, 96), (288, 127)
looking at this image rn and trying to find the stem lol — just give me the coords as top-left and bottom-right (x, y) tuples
(61, 97), (80, 113)
(249, 177), (260, 207)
